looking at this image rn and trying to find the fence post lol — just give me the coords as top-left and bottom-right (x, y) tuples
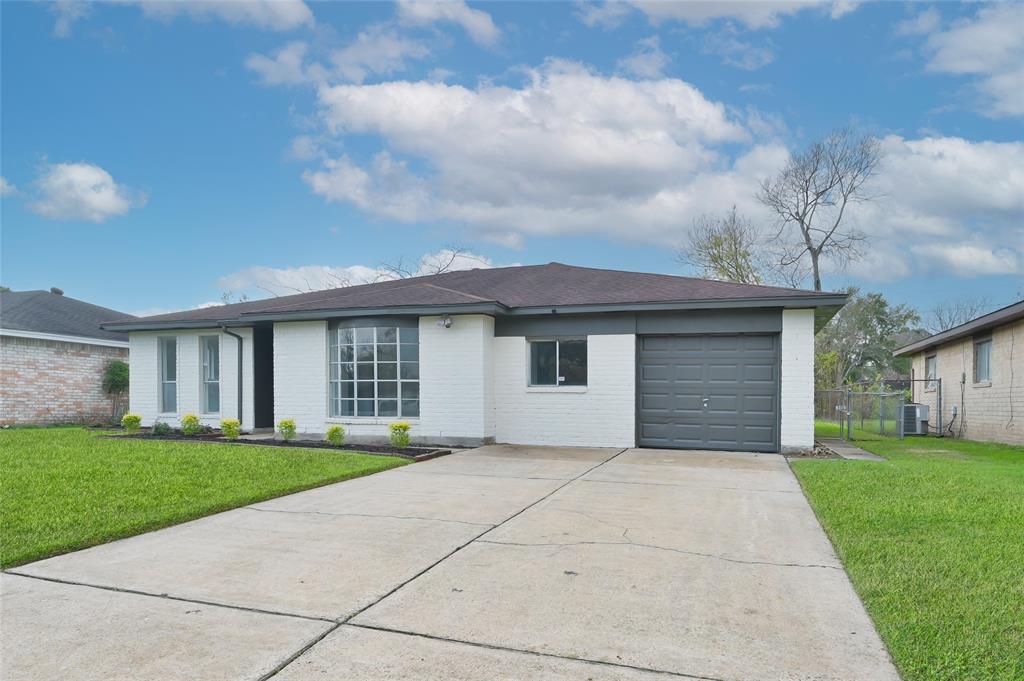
(898, 392), (905, 441)
(936, 378), (943, 438)
(880, 394), (885, 436)
(846, 388), (854, 441)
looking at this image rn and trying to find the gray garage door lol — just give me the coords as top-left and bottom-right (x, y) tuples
(637, 334), (779, 452)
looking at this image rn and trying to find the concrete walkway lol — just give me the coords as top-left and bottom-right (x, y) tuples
(818, 438), (888, 461)
(2, 445), (899, 681)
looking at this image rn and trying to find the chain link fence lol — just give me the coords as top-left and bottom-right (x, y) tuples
(816, 379), (945, 441)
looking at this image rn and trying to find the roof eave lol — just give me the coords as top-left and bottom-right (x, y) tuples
(103, 294), (848, 332)
(893, 301), (1024, 357)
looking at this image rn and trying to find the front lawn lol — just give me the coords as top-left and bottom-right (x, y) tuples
(0, 427), (407, 568)
(792, 433), (1024, 680)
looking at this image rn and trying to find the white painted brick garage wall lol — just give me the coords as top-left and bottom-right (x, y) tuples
(128, 328), (253, 429)
(493, 334), (636, 448)
(780, 309), (815, 451)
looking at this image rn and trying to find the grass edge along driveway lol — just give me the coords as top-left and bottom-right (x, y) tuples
(792, 426), (1024, 681)
(1, 427), (408, 568)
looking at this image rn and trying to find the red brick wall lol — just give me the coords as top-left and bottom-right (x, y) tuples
(0, 336), (129, 425)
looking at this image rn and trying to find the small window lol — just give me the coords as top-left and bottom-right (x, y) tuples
(159, 337), (177, 413)
(974, 338), (992, 383)
(924, 355), (937, 391)
(201, 336), (220, 413)
(529, 339), (587, 386)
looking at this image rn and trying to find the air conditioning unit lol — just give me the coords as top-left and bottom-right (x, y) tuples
(903, 403), (930, 436)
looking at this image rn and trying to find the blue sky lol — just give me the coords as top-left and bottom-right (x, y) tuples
(1, 1), (1021, 318)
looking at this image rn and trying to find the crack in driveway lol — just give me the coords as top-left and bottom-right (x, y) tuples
(242, 506), (495, 528)
(475, 538), (843, 571)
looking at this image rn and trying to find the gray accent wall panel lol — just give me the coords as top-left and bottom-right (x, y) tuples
(495, 309), (781, 337)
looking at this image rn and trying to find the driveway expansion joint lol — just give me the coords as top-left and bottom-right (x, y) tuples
(475, 539), (843, 570)
(344, 622), (727, 681)
(242, 506), (495, 528)
(2, 570), (335, 623)
(579, 478), (798, 494)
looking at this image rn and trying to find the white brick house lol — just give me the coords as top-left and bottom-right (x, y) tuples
(895, 300), (1024, 445)
(105, 263), (845, 453)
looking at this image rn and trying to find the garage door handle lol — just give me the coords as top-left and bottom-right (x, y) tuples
(702, 398), (709, 408)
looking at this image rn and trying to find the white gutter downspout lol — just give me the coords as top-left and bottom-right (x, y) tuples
(221, 327), (244, 426)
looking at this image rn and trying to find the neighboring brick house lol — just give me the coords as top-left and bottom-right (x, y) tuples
(895, 300), (1024, 445)
(1, 289), (133, 425)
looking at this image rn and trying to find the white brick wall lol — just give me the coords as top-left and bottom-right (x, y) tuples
(780, 309), (815, 451)
(494, 334), (636, 448)
(420, 315), (495, 443)
(273, 321), (328, 434)
(910, 318), (1024, 445)
(128, 328), (253, 429)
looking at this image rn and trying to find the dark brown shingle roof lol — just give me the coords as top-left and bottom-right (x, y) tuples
(894, 299), (1024, 357)
(104, 262), (842, 329)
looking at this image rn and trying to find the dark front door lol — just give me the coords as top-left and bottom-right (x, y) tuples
(637, 334), (779, 452)
(253, 326), (274, 429)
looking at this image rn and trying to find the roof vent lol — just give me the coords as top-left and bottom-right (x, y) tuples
(50, 287), (64, 295)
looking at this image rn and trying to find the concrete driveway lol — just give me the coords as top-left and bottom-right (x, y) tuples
(2, 445), (899, 681)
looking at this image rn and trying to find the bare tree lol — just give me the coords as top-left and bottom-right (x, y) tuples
(380, 246), (489, 280)
(926, 298), (993, 333)
(676, 207), (767, 284)
(757, 127), (881, 291)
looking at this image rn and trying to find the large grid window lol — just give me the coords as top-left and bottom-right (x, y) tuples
(329, 326), (419, 418)
(159, 336), (177, 413)
(528, 338), (587, 386)
(201, 335), (220, 413)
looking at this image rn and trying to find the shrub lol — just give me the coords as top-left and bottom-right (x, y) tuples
(278, 418), (297, 442)
(181, 413), (202, 436)
(325, 425), (346, 447)
(102, 360), (129, 396)
(389, 421), (411, 448)
(152, 421), (173, 436)
(220, 418), (241, 440)
(121, 413), (142, 433)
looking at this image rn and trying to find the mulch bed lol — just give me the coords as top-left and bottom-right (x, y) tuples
(105, 432), (453, 462)
(786, 442), (842, 460)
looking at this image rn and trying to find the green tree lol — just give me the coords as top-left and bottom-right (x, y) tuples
(816, 288), (922, 386)
(676, 207), (768, 285)
(102, 359), (129, 423)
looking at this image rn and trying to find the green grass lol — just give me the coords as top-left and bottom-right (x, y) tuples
(792, 432), (1024, 680)
(0, 427), (408, 568)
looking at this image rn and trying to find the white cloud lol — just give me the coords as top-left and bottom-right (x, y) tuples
(246, 25), (430, 87)
(0, 177), (17, 197)
(217, 248), (500, 298)
(397, 0), (500, 47)
(51, 0), (92, 38)
(895, 7), (940, 37)
(576, 1), (633, 29)
(617, 36), (670, 78)
(246, 41), (322, 86)
(913, 244), (1020, 277)
(135, 0), (314, 31)
(285, 135), (323, 161)
(51, 0), (314, 37)
(305, 59), (752, 243)
(330, 24), (430, 84)
(291, 59), (1022, 284)
(919, 3), (1024, 118)
(702, 28), (775, 70)
(29, 162), (145, 222)
(629, 0), (856, 30)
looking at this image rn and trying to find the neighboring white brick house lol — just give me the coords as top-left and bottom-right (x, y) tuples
(114, 263), (843, 452)
(898, 305), (1024, 446)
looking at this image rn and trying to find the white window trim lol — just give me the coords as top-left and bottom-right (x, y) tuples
(973, 338), (993, 385)
(200, 335), (221, 415)
(924, 354), (937, 393)
(526, 337), (588, 388)
(158, 336), (178, 415)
